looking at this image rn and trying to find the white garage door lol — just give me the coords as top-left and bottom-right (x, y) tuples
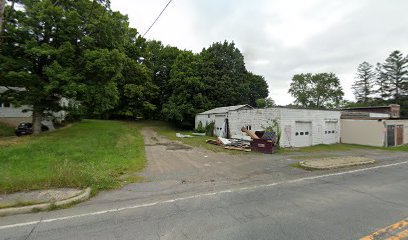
(294, 122), (312, 147)
(324, 121), (338, 144)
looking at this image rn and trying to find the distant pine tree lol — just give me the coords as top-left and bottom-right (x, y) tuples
(375, 62), (390, 99)
(352, 61), (375, 103)
(382, 50), (408, 101)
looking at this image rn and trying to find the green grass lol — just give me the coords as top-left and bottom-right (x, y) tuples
(0, 123), (14, 137)
(0, 120), (145, 194)
(282, 143), (384, 153)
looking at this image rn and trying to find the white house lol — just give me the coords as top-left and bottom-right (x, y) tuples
(195, 106), (342, 148)
(0, 86), (68, 127)
(0, 102), (33, 126)
(195, 104), (253, 137)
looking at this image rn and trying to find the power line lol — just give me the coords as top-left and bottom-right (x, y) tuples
(142, 0), (173, 38)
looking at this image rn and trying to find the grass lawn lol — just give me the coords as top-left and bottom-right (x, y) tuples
(0, 120), (145, 194)
(0, 123), (15, 137)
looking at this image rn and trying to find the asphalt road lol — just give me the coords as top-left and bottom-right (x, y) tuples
(1, 161), (408, 240)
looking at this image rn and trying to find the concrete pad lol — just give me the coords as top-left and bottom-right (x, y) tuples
(299, 156), (375, 170)
(0, 188), (90, 216)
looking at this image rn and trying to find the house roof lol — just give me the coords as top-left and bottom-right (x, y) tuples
(198, 104), (253, 115)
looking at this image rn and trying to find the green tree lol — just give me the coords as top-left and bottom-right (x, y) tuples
(352, 61), (374, 103)
(200, 41), (268, 108)
(382, 50), (408, 101)
(112, 57), (159, 119)
(142, 40), (182, 118)
(162, 51), (210, 126)
(256, 97), (275, 108)
(0, 0), (5, 36)
(0, 0), (135, 132)
(288, 73), (344, 108)
(375, 62), (390, 99)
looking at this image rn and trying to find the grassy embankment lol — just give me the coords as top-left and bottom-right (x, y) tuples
(0, 120), (145, 194)
(0, 123), (14, 137)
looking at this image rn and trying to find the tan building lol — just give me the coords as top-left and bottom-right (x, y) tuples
(340, 104), (408, 147)
(341, 119), (408, 147)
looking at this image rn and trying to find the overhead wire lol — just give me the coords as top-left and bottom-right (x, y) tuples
(142, 0), (173, 38)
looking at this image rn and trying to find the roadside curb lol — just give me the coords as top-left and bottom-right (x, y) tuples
(299, 158), (375, 170)
(0, 188), (91, 217)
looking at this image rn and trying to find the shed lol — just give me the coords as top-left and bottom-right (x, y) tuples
(195, 104), (253, 137)
(341, 118), (408, 147)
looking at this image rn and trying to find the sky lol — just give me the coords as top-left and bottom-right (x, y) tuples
(110, 0), (408, 105)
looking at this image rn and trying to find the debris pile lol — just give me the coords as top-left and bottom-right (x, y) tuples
(205, 126), (278, 153)
(206, 137), (251, 152)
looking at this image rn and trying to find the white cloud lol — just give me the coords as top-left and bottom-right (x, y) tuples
(111, 0), (408, 105)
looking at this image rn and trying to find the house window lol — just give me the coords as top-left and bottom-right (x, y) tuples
(207, 114), (210, 118)
(305, 132), (309, 135)
(246, 125), (252, 131)
(3, 102), (10, 108)
(295, 132), (299, 136)
(300, 132), (304, 135)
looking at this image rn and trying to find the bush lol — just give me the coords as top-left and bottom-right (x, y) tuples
(205, 121), (215, 136)
(194, 121), (206, 133)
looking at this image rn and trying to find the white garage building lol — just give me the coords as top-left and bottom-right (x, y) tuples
(195, 105), (342, 148)
(195, 104), (253, 137)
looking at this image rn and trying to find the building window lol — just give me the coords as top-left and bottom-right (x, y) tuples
(305, 132), (309, 135)
(207, 114), (210, 118)
(295, 132), (299, 136)
(3, 102), (10, 108)
(246, 125), (251, 131)
(300, 132), (304, 135)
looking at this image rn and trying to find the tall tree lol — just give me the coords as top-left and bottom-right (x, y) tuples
(162, 51), (210, 126)
(0, 0), (135, 132)
(288, 73), (344, 108)
(375, 62), (390, 99)
(0, 0), (5, 36)
(382, 50), (408, 101)
(200, 41), (268, 108)
(352, 61), (375, 103)
(142, 40), (182, 118)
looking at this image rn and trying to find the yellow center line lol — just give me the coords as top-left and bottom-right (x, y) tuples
(387, 229), (408, 240)
(360, 218), (408, 240)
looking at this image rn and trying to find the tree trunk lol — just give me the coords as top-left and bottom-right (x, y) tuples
(32, 109), (43, 134)
(0, 0), (5, 36)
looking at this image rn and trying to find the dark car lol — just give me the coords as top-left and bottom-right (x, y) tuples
(15, 122), (49, 136)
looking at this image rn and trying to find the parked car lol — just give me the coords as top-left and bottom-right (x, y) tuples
(15, 122), (49, 136)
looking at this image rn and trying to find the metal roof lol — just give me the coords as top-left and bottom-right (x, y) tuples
(198, 104), (253, 115)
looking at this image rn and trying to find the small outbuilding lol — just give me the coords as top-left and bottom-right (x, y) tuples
(195, 104), (253, 137)
(340, 104), (408, 147)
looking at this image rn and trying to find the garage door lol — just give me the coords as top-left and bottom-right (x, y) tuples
(214, 115), (226, 137)
(294, 122), (312, 147)
(324, 121), (338, 144)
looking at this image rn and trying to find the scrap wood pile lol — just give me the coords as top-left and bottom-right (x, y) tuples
(206, 137), (251, 152)
(206, 126), (278, 154)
